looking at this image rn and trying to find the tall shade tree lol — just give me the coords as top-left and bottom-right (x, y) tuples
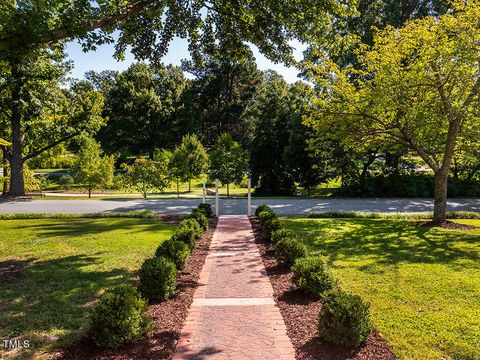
(0, 54), (105, 196)
(73, 138), (115, 198)
(209, 134), (249, 197)
(182, 53), (263, 145)
(122, 158), (170, 198)
(97, 63), (186, 158)
(0, 0), (352, 196)
(171, 134), (208, 193)
(305, 1), (480, 224)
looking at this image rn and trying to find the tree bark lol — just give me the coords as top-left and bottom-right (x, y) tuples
(432, 169), (448, 224)
(8, 65), (25, 196)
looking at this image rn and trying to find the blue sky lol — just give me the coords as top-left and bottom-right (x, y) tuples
(65, 37), (307, 83)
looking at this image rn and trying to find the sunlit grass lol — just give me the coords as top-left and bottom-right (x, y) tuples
(0, 218), (174, 359)
(283, 218), (480, 360)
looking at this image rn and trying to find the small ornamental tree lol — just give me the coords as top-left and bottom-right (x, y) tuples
(209, 134), (249, 197)
(73, 138), (114, 198)
(122, 158), (170, 198)
(170, 135), (208, 195)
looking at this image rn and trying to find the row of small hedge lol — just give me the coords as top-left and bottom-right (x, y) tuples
(256, 204), (372, 348)
(89, 203), (213, 348)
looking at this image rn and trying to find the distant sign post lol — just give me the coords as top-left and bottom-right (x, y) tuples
(202, 183), (206, 204)
(215, 179), (219, 217)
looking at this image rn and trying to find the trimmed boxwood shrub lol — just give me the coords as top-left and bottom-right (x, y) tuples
(292, 256), (337, 294)
(89, 285), (152, 348)
(138, 257), (177, 301)
(258, 210), (277, 226)
(318, 290), (372, 347)
(274, 237), (308, 267)
(271, 228), (296, 244)
(197, 203), (213, 218)
(189, 208), (209, 230)
(155, 238), (190, 269)
(262, 218), (282, 241)
(255, 204), (273, 216)
(180, 218), (203, 238)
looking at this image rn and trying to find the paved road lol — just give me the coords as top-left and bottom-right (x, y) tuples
(0, 197), (479, 215)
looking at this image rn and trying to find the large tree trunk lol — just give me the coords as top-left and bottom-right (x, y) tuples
(2, 162), (8, 195)
(432, 169), (449, 224)
(7, 65), (25, 197)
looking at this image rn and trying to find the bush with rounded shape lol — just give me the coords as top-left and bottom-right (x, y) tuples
(262, 218), (282, 241)
(138, 257), (177, 301)
(255, 204), (273, 216)
(274, 237), (308, 267)
(155, 238), (190, 269)
(197, 203), (213, 218)
(258, 210), (276, 227)
(180, 218), (203, 238)
(271, 228), (296, 244)
(189, 209), (209, 230)
(292, 256), (337, 294)
(172, 226), (197, 249)
(89, 285), (152, 348)
(318, 290), (372, 347)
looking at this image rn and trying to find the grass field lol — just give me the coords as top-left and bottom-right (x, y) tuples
(0, 217), (174, 359)
(283, 218), (480, 360)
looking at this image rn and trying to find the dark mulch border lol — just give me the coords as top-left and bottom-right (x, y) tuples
(49, 217), (217, 360)
(250, 217), (396, 360)
(412, 220), (477, 230)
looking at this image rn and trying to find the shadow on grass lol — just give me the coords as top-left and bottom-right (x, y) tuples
(0, 254), (133, 358)
(288, 219), (480, 270)
(9, 218), (165, 238)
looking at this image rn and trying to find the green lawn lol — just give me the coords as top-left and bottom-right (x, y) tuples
(283, 218), (480, 360)
(0, 218), (174, 359)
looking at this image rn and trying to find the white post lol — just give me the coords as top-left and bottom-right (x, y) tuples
(215, 179), (219, 217)
(202, 183), (206, 204)
(247, 177), (252, 216)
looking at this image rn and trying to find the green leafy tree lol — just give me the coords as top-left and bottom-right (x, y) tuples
(306, 1), (480, 224)
(209, 134), (249, 197)
(122, 158), (170, 198)
(171, 135), (208, 193)
(249, 71), (296, 195)
(73, 138), (114, 198)
(98, 63), (186, 158)
(0, 56), (106, 196)
(0, 0), (351, 196)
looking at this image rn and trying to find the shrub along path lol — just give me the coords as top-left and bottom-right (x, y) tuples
(173, 215), (295, 360)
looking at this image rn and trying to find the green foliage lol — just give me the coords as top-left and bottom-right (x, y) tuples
(170, 134), (208, 192)
(72, 138), (114, 197)
(292, 256), (337, 295)
(197, 203), (213, 218)
(122, 158), (170, 198)
(155, 238), (191, 270)
(255, 204), (273, 217)
(172, 219), (203, 249)
(271, 228), (296, 244)
(97, 64), (186, 157)
(58, 174), (74, 190)
(189, 209), (209, 231)
(258, 210), (277, 226)
(138, 257), (177, 302)
(318, 290), (372, 347)
(262, 218), (282, 242)
(208, 134), (249, 197)
(89, 285), (152, 348)
(274, 237), (308, 267)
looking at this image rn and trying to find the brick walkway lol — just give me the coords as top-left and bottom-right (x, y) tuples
(173, 215), (295, 360)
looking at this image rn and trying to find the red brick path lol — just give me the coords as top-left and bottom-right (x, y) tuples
(173, 215), (295, 360)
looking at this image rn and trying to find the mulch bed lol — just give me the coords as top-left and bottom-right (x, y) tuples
(412, 220), (477, 230)
(49, 217), (217, 360)
(250, 217), (396, 360)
